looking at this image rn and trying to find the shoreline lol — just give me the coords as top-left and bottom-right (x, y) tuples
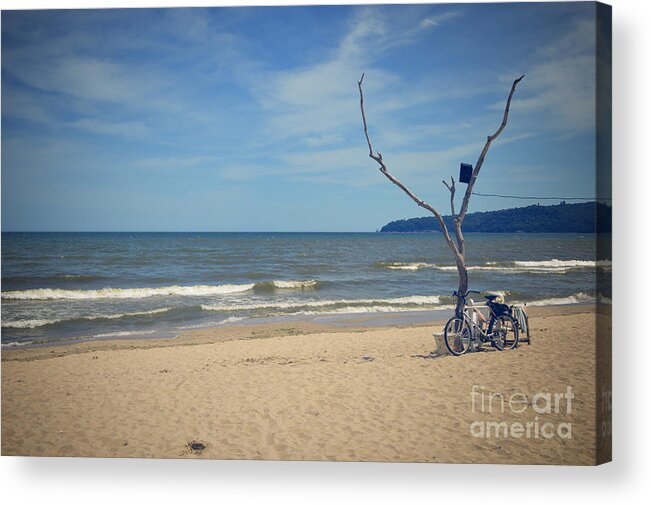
(2, 304), (594, 361)
(2, 304), (609, 464)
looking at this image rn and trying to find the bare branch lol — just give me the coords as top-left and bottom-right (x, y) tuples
(357, 73), (375, 158)
(489, 74), (525, 141)
(442, 176), (456, 216)
(442, 176), (464, 251)
(357, 74), (460, 259)
(457, 75), (525, 223)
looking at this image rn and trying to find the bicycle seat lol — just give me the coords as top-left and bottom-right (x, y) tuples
(485, 294), (499, 301)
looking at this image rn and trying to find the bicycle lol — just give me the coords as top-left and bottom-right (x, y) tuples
(443, 290), (519, 356)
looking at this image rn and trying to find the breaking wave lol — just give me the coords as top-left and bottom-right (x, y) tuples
(253, 279), (319, 290)
(198, 291), (597, 316)
(518, 292), (595, 306)
(512, 259), (612, 270)
(217, 316), (247, 325)
(378, 259), (611, 274)
(2, 319), (56, 329)
(90, 330), (157, 339)
(379, 262), (438, 271)
(200, 295), (443, 314)
(1, 307), (173, 329)
(1, 340), (38, 348)
(1, 279), (320, 301)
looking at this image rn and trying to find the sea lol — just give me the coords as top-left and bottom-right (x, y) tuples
(1, 232), (611, 348)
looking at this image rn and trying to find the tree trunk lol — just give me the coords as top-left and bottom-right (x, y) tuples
(455, 257), (468, 314)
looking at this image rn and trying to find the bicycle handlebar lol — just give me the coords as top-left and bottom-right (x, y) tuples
(452, 289), (481, 299)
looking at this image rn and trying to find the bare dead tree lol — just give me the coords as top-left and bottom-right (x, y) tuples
(357, 73), (524, 311)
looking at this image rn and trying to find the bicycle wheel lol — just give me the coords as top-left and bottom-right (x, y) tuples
(444, 316), (473, 356)
(494, 315), (519, 350)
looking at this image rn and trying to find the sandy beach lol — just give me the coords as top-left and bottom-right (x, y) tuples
(1, 305), (609, 464)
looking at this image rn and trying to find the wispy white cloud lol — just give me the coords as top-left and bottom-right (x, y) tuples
(2, 83), (151, 139)
(246, 6), (463, 148)
(1, 10), (246, 149)
(5, 54), (151, 105)
(1, 86), (52, 124)
(70, 118), (149, 138)
(491, 19), (596, 136)
(420, 11), (463, 28)
(304, 133), (346, 147)
(136, 155), (219, 169)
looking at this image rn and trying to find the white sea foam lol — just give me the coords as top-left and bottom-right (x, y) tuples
(513, 259), (612, 270)
(270, 279), (318, 289)
(98, 307), (173, 319)
(200, 295), (441, 313)
(385, 262), (436, 271)
(200, 290), (596, 316)
(382, 259), (611, 274)
(519, 292), (595, 306)
(90, 330), (157, 339)
(2, 319), (56, 329)
(2, 329), (158, 348)
(2, 340), (37, 348)
(282, 304), (457, 317)
(1, 279), (323, 301)
(1, 307), (173, 329)
(1, 284), (255, 300)
(217, 316), (246, 325)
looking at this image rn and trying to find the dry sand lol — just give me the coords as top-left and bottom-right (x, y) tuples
(1, 305), (609, 464)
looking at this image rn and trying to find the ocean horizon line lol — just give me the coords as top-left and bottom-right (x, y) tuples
(1, 230), (380, 234)
(1, 230), (612, 235)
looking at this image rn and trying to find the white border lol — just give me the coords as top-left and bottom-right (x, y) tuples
(1, 1), (649, 504)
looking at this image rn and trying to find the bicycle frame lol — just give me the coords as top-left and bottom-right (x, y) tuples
(463, 304), (501, 343)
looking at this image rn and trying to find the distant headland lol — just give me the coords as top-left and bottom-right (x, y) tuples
(380, 202), (612, 233)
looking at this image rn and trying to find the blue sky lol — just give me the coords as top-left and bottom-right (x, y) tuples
(1, 2), (607, 231)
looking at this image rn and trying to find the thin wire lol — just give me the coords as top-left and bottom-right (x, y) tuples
(471, 192), (612, 201)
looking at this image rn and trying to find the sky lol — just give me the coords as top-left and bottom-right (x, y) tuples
(1, 2), (609, 231)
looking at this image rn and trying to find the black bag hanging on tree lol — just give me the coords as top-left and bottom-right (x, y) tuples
(459, 163), (473, 184)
